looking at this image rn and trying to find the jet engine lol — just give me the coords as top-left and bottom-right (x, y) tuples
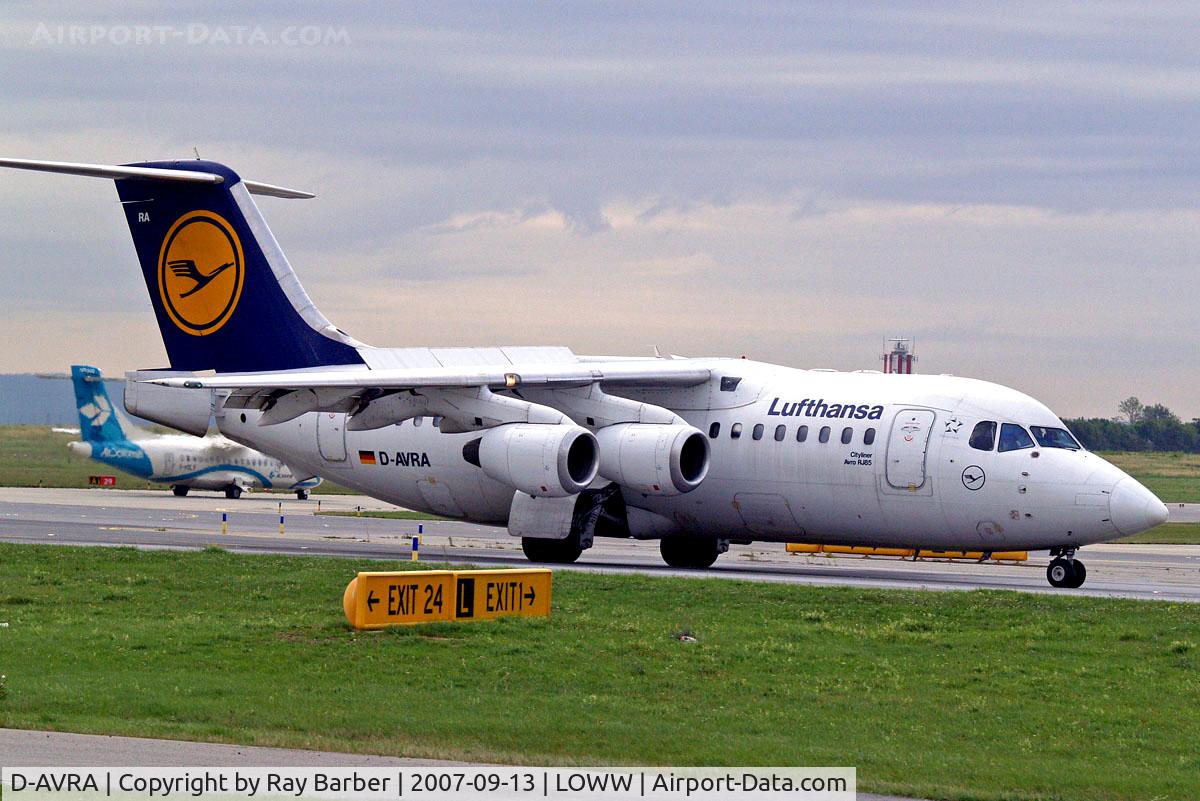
(123, 371), (215, 437)
(464, 423), (599, 498)
(594, 423), (710, 495)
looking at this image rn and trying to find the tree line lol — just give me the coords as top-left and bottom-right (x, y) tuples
(1065, 397), (1200, 452)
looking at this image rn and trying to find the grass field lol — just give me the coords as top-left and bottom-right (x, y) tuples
(1117, 522), (1200, 544)
(1100, 451), (1200, 503)
(0, 544), (1197, 800)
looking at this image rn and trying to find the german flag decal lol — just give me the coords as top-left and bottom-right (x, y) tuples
(358, 450), (377, 465)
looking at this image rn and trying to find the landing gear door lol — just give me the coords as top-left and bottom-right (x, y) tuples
(417, 479), (465, 517)
(317, 412), (347, 462)
(886, 409), (936, 490)
(733, 493), (803, 536)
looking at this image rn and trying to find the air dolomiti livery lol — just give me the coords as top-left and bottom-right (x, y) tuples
(68, 364), (321, 499)
(3, 157), (1169, 588)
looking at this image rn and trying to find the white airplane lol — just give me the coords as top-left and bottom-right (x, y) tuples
(67, 363), (321, 499)
(2, 157), (1169, 587)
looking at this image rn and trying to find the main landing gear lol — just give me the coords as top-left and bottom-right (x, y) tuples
(660, 536), (729, 569)
(522, 531), (584, 564)
(296, 490), (310, 500)
(171, 485), (189, 497)
(1047, 548), (1087, 589)
(224, 485), (243, 500)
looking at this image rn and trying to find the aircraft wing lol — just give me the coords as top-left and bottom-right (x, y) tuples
(152, 359), (710, 392)
(146, 357), (715, 430)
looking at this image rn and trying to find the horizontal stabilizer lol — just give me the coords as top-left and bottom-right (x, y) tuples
(0, 157), (313, 198)
(241, 180), (315, 199)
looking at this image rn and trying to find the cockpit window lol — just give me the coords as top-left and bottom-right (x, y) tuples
(998, 423), (1035, 452)
(1030, 426), (1081, 450)
(969, 421), (996, 451)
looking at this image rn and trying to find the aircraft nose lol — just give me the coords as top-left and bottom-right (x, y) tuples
(1109, 477), (1169, 537)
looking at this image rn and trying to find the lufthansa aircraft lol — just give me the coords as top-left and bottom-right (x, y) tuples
(1, 157), (1169, 587)
(68, 364), (321, 499)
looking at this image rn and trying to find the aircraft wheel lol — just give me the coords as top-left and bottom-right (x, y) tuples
(1067, 560), (1087, 588)
(171, 485), (189, 497)
(296, 490), (310, 500)
(1046, 557), (1077, 588)
(521, 535), (583, 564)
(660, 536), (721, 569)
(225, 485), (243, 500)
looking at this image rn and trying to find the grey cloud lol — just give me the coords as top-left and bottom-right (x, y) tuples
(0, 2), (1198, 416)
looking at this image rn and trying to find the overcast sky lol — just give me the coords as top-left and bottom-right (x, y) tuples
(1, 3), (1197, 418)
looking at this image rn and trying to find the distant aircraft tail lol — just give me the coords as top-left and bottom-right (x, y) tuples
(0, 158), (367, 373)
(71, 365), (129, 443)
(69, 365), (153, 478)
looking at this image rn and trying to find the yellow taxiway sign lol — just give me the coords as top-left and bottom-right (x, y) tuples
(343, 569), (552, 630)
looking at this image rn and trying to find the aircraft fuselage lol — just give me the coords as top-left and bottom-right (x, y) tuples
(216, 360), (1160, 551)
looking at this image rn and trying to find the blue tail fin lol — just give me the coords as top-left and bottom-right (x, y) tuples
(71, 365), (128, 443)
(113, 160), (365, 373)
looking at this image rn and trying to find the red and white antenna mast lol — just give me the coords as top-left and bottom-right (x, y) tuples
(881, 337), (916, 374)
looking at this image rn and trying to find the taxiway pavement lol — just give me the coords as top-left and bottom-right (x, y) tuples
(1, 488), (1197, 602)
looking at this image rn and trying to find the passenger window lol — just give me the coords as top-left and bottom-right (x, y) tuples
(841, 427), (853, 444)
(863, 428), (875, 446)
(774, 424), (786, 442)
(709, 421), (720, 438)
(796, 425), (808, 443)
(969, 421), (997, 451)
(998, 423), (1035, 452)
(752, 423), (764, 441)
(819, 426), (831, 443)
(413, 416), (423, 427)
(731, 423), (742, 440)
(432, 415), (443, 429)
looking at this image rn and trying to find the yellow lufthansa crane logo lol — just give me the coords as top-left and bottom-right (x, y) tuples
(157, 211), (244, 335)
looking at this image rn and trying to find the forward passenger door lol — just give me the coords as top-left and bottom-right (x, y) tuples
(885, 409), (936, 490)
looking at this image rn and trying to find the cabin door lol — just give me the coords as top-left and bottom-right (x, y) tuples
(885, 409), (935, 490)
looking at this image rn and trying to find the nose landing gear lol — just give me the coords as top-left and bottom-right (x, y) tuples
(1047, 548), (1087, 588)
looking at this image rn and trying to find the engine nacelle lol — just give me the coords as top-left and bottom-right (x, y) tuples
(123, 370), (215, 437)
(468, 423), (599, 498)
(595, 423), (710, 495)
